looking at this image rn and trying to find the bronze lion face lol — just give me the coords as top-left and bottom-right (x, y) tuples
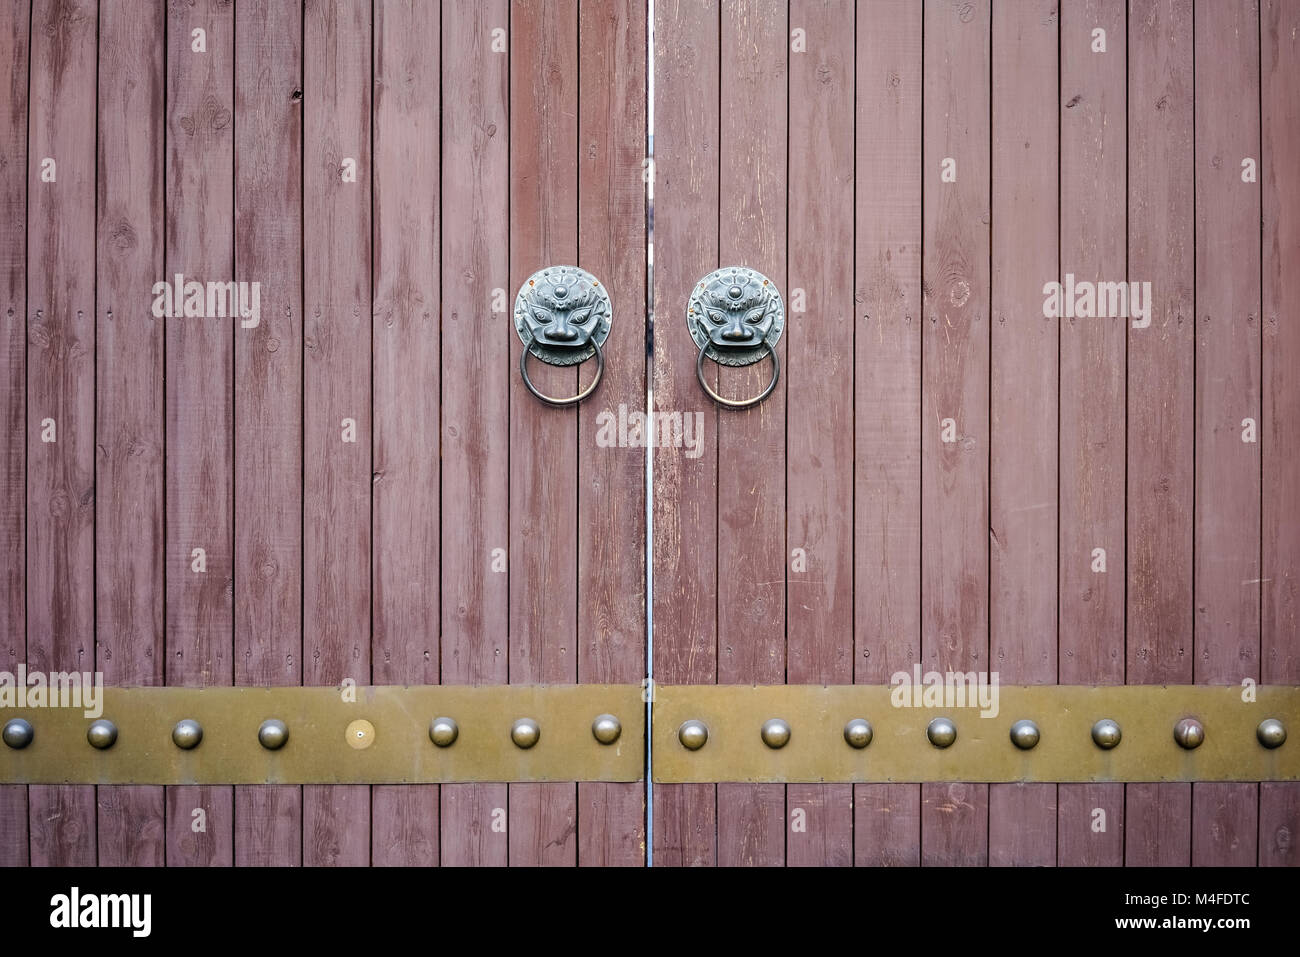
(686, 266), (784, 367)
(514, 265), (612, 367)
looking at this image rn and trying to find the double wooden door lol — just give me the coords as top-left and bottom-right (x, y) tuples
(1, 0), (1296, 867)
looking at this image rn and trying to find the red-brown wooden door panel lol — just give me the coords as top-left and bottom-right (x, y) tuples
(0, 0), (646, 868)
(649, 0), (1299, 867)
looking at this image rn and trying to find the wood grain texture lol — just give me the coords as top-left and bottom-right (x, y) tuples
(1125, 784), (1191, 866)
(371, 0), (443, 868)
(26, 0), (98, 867)
(0, 787), (26, 865)
(95, 0), (166, 867)
(853, 0), (922, 868)
(302, 0), (372, 868)
(920, 0), (989, 866)
(1058, 782), (1123, 865)
(1192, 0), (1259, 868)
(651, 0), (719, 869)
(576, 0), (647, 867)
(509, 0), (579, 866)
(786, 0), (853, 868)
(1259, 784), (1300, 867)
(1125, 0), (1195, 867)
(1261, 0), (1300, 869)
(1193, 783), (1258, 866)
(233, 0), (303, 866)
(436, 0), (507, 867)
(1059, 6), (1126, 687)
(987, 0), (1058, 868)
(0, 0), (29, 870)
(716, 0), (787, 869)
(165, 0), (236, 867)
(1057, 0), (1125, 868)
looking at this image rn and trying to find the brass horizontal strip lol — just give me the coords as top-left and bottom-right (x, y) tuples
(652, 684), (1299, 784)
(5, 683), (1295, 785)
(0, 685), (644, 785)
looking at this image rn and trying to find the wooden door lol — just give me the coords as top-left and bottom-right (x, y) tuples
(650, 0), (1299, 867)
(0, 0), (646, 867)
(1, 0), (1297, 870)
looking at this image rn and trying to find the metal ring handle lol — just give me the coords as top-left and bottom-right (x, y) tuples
(520, 339), (604, 407)
(696, 340), (779, 410)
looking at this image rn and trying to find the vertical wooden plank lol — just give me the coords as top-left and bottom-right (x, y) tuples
(1055, 784), (1122, 865)
(436, 0), (507, 867)
(1124, 784), (1190, 865)
(165, 0), (235, 867)
(0, 787), (25, 866)
(576, 0), (646, 867)
(920, 0), (989, 867)
(651, 0), (719, 869)
(26, 0), (98, 867)
(1193, 0), (1260, 867)
(786, 0), (852, 868)
(95, 0), (165, 867)
(302, 0), (371, 869)
(1258, 784), (1300, 867)
(715, 0), (787, 870)
(233, 0), (303, 866)
(1194, 781), (1259, 868)
(509, 0), (579, 867)
(0, 0), (30, 870)
(1126, 0), (1194, 868)
(853, 0), (922, 868)
(1057, 0), (1126, 867)
(988, 0), (1058, 868)
(372, 0), (442, 868)
(1261, 0), (1300, 869)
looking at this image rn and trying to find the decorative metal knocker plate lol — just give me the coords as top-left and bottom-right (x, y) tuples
(514, 265), (611, 407)
(687, 266), (783, 408)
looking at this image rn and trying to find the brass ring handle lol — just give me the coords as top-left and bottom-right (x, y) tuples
(696, 340), (779, 410)
(520, 338), (604, 408)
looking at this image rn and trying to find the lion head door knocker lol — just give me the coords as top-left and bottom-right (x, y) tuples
(514, 265), (612, 407)
(687, 266), (784, 409)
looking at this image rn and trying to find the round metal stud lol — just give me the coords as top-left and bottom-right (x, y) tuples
(2, 718), (33, 750)
(843, 718), (873, 749)
(1257, 718), (1287, 750)
(429, 716), (459, 748)
(345, 718), (375, 750)
(926, 717), (957, 748)
(678, 720), (709, 751)
(511, 718), (541, 750)
(258, 718), (289, 751)
(172, 719), (203, 750)
(1091, 718), (1122, 750)
(1009, 719), (1040, 750)
(760, 718), (791, 750)
(1173, 717), (1205, 750)
(592, 714), (622, 745)
(87, 719), (118, 750)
